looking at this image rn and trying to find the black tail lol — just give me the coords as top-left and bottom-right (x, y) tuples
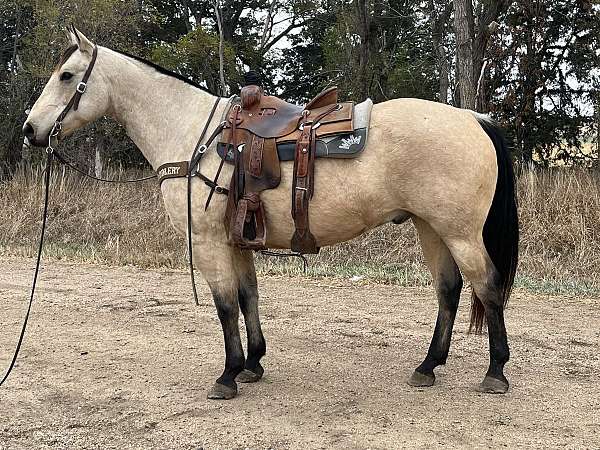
(470, 117), (519, 333)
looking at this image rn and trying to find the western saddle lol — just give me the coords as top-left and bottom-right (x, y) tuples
(220, 73), (357, 254)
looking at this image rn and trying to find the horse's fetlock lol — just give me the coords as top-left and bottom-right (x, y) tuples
(251, 334), (266, 354)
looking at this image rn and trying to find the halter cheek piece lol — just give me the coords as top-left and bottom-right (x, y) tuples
(47, 45), (98, 154)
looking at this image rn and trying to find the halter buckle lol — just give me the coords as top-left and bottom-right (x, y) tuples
(50, 121), (62, 137)
(76, 82), (87, 94)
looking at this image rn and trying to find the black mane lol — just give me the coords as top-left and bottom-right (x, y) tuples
(115, 49), (216, 96)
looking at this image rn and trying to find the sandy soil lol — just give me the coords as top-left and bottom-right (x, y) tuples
(0, 257), (599, 449)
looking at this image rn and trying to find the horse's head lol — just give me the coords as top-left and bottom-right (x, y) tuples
(23, 27), (109, 147)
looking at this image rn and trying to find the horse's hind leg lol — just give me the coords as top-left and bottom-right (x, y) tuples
(446, 237), (510, 393)
(408, 218), (463, 387)
(234, 250), (266, 383)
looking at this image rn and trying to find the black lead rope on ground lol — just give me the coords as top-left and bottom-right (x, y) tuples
(259, 250), (309, 274)
(0, 152), (53, 388)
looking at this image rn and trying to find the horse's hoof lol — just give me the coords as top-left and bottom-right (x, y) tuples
(236, 366), (263, 383)
(407, 370), (435, 387)
(207, 382), (237, 400)
(476, 375), (509, 394)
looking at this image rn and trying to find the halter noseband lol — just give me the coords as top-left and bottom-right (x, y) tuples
(47, 45), (98, 154)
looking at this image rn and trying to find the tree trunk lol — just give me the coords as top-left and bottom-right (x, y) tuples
(214, 0), (226, 95)
(429, 1), (451, 103)
(355, 0), (371, 100)
(453, 0), (476, 109)
(181, 0), (193, 33)
(472, 0), (512, 110)
(220, 0), (244, 42)
(260, 0), (277, 52)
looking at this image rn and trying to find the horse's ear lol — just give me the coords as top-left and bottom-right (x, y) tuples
(70, 26), (94, 54)
(66, 25), (79, 47)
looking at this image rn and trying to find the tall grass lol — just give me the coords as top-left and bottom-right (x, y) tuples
(1, 163), (599, 294)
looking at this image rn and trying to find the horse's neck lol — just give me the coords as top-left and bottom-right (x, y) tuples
(103, 48), (223, 169)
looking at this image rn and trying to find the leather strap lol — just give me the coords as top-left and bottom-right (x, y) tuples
(187, 97), (223, 307)
(290, 104), (339, 254)
(291, 115), (318, 254)
(0, 152), (53, 387)
(56, 45), (98, 125)
(157, 161), (188, 183)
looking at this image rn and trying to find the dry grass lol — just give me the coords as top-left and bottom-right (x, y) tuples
(1, 163), (599, 294)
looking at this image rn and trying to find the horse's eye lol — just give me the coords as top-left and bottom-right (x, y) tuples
(60, 72), (73, 81)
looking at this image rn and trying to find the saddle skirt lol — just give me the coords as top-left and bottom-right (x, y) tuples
(217, 98), (373, 162)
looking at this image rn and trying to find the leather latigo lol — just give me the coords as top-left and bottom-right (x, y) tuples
(290, 119), (319, 254)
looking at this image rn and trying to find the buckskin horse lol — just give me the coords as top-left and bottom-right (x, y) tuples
(23, 28), (518, 400)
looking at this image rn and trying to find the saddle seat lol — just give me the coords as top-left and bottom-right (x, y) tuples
(224, 86), (354, 141)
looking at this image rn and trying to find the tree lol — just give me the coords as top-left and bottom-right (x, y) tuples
(453, 0), (512, 110)
(488, 0), (600, 163)
(279, 0), (438, 103)
(428, 0), (452, 103)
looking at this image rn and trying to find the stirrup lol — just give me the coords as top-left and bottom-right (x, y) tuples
(231, 195), (267, 250)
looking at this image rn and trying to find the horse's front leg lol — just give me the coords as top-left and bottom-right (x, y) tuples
(195, 241), (245, 400)
(234, 250), (266, 383)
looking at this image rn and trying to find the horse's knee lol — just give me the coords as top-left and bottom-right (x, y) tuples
(214, 300), (238, 322)
(436, 272), (463, 311)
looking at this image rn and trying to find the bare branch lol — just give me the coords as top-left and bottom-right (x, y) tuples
(261, 18), (312, 54)
(260, 0), (279, 52)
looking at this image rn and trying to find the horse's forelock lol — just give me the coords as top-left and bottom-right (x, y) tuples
(54, 45), (78, 72)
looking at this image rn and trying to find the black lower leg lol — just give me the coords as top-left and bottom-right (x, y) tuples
(238, 279), (266, 373)
(416, 275), (462, 377)
(484, 302), (510, 383)
(213, 290), (245, 390)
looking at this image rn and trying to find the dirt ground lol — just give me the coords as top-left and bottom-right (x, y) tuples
(0, 258), (599, 449)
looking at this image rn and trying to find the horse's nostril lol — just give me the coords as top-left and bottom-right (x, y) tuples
(23, 122), (35, 141)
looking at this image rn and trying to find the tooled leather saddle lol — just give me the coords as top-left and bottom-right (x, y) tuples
(220, 73), (368, 254)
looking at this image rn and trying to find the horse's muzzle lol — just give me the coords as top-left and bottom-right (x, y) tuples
(22, 122), (49, 148)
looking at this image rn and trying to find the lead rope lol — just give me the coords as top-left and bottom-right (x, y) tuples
(0, 144), (54, 387)
(259, 250), (309, 273)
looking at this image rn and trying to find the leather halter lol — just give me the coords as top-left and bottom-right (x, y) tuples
(47, 45), (98, 150)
